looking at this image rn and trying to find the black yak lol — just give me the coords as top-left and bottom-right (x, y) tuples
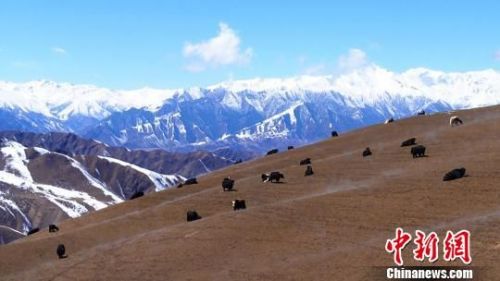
(288, 146), (294, 150)
(450, 116), (463, 127)
(57, 244), (67, 259)
(401, 138), (416, 147)
(184, 178), (198, 185)
(27, 228), (39, 236)
(262, 172), (285, 183)
(304, 165), (314, 176)
(299, 158), (311, 165)
(331, 131), (339, 137)
(232, 200), (246, 210)
(129, 191), (144, 200)
(222, 177), (235, 191)
(417, 110), (425, 116)
(49, 224), (59, 233)
(362, 147), (372, 157)
(187, 210), (202, 222)
(411, 145), (426, 158)
(385, 118), (394, 124)
(266, 149), (279, 155)
(234, 159), (243, 164)
(443, 168), (466, 181)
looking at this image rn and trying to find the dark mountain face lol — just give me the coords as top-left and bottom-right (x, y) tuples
(0, 137), (189, 244)
(0, 226), (24, 244)
(0, 131), (233, 178)
(0, 130), (233, 244)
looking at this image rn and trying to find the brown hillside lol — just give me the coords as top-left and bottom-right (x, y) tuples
(0, 106), (499, 280)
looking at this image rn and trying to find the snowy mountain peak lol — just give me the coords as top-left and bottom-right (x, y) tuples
(0, 67), (500, 153)
(1, 67), (500, 119)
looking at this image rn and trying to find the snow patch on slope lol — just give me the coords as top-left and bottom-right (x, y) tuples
(97, 156), (185, 192)
(55, 152), (123, 203)
(1, 141), (34, 181)
(235, 103), (302, 139)
(0, 190), (32, 232)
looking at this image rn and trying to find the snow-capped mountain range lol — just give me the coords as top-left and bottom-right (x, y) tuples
(1, 65), (500, 153)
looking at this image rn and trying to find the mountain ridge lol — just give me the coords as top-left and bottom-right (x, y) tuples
(1, 66), (499, 154)
(0, 137), (191, 244)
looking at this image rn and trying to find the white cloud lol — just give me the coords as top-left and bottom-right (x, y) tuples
(52, 47), (67, 55)
(337, 48), (369, 72)
(183, 22), (253, 72)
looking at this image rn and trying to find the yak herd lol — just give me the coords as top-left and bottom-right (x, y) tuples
(181, 112), (467, 228)
(29, 112), (468, 260)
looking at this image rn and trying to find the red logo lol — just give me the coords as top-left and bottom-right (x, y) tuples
(386, 228), (471, 265)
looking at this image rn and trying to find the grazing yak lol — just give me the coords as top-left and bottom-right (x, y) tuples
(186, 210), (202, 222)
(288, 146), (294, 150)
(304, 165), (314, 176)
(234, 159), (243, 164)
(362, 147), (372, 157)
(401, 138), (417, 147)
(411, 145), (426, 158)
(450, 116), (463, 127)
(299, 158), (311, 165)
(27, 228), (40, 236)
(49, 224), (59, 233)
(417, 110), (425, 116)
(232, 200), (246, 210)
(331, 131), (339, 137)
(57, 244), (67, 259)
(222, 177), (235, 192)
(184, 178), (198, 185)
(266, 149), (279, 155)
(262, 172), (285, 183)
(129, 191), (144, 200)
(443, 168), (466, 181)
(385, 118), (394, 124)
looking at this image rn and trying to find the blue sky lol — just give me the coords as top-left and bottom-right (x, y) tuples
(0, 0), (499, 89)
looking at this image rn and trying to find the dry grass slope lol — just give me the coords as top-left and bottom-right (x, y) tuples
(0, 105), (499, 281)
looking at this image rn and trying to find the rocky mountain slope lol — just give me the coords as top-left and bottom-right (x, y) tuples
(0, 131), (234, 177)
(0, 105), (498, 280)
(0, 137), (190, 244)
